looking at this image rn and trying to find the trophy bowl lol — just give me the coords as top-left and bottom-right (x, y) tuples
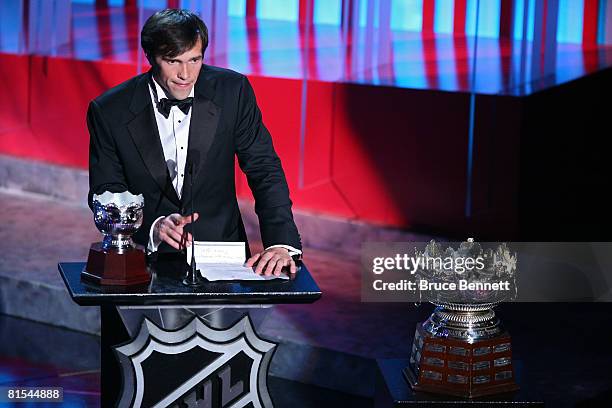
(83, 191), (150, 286)
(93, 191), (144, 252)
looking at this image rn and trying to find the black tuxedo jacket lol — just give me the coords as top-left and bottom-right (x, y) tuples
(87, 65), (301, 253)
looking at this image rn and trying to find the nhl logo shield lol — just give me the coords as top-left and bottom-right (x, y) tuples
(114, 314), (277, 407)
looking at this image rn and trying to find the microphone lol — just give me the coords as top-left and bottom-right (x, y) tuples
(183, 150), (204, 286)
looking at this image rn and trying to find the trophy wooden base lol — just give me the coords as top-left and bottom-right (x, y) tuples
(404, 324), (519, 398)
(82, 242), (150, 286)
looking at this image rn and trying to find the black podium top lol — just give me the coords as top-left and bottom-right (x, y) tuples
(58, 255), (321, 306)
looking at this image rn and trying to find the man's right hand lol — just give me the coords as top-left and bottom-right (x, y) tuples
(153, 213), (199, 250)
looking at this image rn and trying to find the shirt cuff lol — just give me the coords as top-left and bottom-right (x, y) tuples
(266, 244), (302, 258)
(147, 216), (166, 254)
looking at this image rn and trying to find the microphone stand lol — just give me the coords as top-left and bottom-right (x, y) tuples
(183, 157), (204, 286)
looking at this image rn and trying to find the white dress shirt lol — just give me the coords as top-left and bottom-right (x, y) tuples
(146, 77), (301, 258)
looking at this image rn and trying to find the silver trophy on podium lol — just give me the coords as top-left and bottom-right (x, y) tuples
(93, 191), (144, 252)
(82, 191), (151, 286)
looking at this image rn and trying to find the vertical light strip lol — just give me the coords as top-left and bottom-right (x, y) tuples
(364, 0), (376, 83)
(228, 0), (246, 17)
(227, 3), (250, 73)
(465, 0), (481, 218)
(582, 0), (598, 45)
(557, 0), (583, 43)
(454, 0), (468, 34)
(466, 0), (476, 35)
(110, 1), (128, 62)
(298, 0), (312, 189)
(605, 0), (612, 44)
(314, 0), (341, 24)
(499, 0), (515, 38)
(530, 0), (544, 80)
(597, 0), (606, 44)
(359, 0), (368, 27)
(378, 0), (392, 85)
(434, 0), (455, 34)
(466, 0), (501, 37)
(422, 0), (436, 33)
(18, 0), (26, 54)
(50, 0), (57, 56)
(526, 0), (535, 40)
(350, 0), (361, 79)
(257, 0), (299, 21)
(391, 0), (422, 31)
(544, 0), (559, 78)
(513, 0), (524, 39)
(518, 0), (530, 91)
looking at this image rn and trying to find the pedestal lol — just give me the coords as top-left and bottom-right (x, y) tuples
(82, 242), (150, 286)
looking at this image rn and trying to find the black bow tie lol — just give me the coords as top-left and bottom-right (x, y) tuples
(157, 97), (193, 118)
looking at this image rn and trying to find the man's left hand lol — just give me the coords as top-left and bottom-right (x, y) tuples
(245, 247), (297, 276)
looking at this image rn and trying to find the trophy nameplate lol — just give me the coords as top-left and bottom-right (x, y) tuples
(82, 191), (150, 286)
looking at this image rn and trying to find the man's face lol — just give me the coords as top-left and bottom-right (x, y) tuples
(152, 37), (203, 100)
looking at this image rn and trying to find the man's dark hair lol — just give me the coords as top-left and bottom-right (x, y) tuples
(141, 9), (208, 64)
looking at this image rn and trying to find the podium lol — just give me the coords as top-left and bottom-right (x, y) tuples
(58, 254), (321, 407)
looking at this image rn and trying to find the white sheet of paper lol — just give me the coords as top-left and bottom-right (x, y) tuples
(197, 263), (289, 281)
(186, 241), (246, 265)
(186, 241), (289, 281)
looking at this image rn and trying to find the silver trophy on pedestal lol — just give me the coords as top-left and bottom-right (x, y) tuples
(404, 239), (519, 397)
(93, 191), (144, 252)
(83, 191), (151, 286)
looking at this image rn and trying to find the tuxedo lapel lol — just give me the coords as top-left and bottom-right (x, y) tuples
(127, 74), (181, 207)
(181, 67), (221, 205)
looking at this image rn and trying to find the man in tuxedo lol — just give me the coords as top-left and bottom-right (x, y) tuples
(88, 9), (301, 276)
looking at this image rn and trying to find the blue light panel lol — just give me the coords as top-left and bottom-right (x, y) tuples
(314, 0), (342, 25)
(228, 0), (247, 17)
(466, 0), (501, 38)
(434, 0), (455, 34)
(137, 0), (168, 8)
(557, 0), (584, 43)
(513, 0), (535, 41)
(359, 0), (367, 27)
(0, 2), (22, 53)
(597, 0), (606, 44)
(257, 0), (299, 22)
(513, 0), (524, 39)
(391, 0), (423, 31)
(227, 18), (250, 73)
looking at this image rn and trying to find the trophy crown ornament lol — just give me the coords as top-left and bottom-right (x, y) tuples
(414, 239), (518, 306)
